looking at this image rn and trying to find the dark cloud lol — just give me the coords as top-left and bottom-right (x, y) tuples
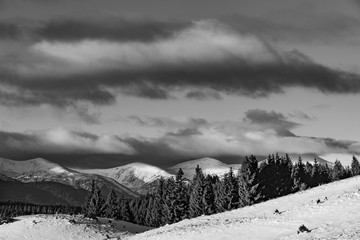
(185, 90), (222, 100)
(1, 20), (360, 108)
(245, 109), (299, 128)
(121, 81), (172, 99)
(0, 129), (134, 157)
(167, 128), (202, 137)
(34, 18), (188, 42)
(0, 22), (20, 39)
(126, 116), (208, 128)
(288, 111), (314, 121)
(315, 137), (357, 151)
(221, 10), (360, 43)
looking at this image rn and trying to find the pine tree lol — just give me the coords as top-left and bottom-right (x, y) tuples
(213, 176), (226, 213)
(120, 198), (133, 222)
(104, 189), (118, 219)
(351, 156), (360, 176)
(292, 156), (307, 191)
(223, 167), (239, 210)
(149, 177), (167, 227)
(332, 160), (345, 181)
(189, 165), (206, 218)
(163, 177), (176, 223)
(238, 155), (260, 207)
(172, 168), (189, 222)
(311, 158), (321, 187)
(84, 181), (105, 218)
(202, 175), (216, 215)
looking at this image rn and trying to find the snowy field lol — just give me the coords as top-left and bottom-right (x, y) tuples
(2, 175), (360, 240)
(128, 175), (360, 240)
(0, 214), (152, 240)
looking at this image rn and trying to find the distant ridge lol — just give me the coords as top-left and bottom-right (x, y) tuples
(73, 162), (174, 194)
(0, 158), (138, 199)
(170, 157), (242, 180)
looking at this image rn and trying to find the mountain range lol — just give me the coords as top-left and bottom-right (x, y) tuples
(0, 154), (336, 205)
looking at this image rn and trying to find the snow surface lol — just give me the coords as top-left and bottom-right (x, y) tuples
(73, 162), (174, 191)
(128, 175), (360, 240)
(170, 157), (242, 180)
(0, 157), (138, 198)
(2, 175), (360, 239)
(0, 158), (70, 175)
(0, 214), (153, 240)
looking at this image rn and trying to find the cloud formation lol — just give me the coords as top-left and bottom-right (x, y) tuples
(1, 110), (359, 167)
(0, 128), (135, 156)
(122, 110), (360, 163)
(1, 20), (360, 111)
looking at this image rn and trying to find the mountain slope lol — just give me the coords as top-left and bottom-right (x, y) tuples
(129, 175), (360, 240)
(170, 157), (241, 180)
(0, 180), (89, 205)
(0, 158), (138, 199)
(73, 162), (174, 194)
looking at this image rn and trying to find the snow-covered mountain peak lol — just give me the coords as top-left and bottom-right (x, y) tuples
(0, 157), (69, 175)
(72, 162), (174, 193)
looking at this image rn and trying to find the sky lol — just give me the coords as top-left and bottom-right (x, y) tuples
(0, 0), (360, 168)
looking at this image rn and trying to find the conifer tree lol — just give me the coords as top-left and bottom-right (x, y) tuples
(213, 176), (226, 213)
(332, 160), (345, 181)
(149, 177), (167, 227)
(223, 167), (239, 210)
(104, 189), (118, 219)
(238, 155), (260, 207)
(173, 168), (189, 222)
(292, 156), (307, 191)
(120, 198), (133, 222)
(163, 177), (176, 223)
(311, 158), (321, 187)
(351, 156), (360, 176)
(85, 184), (105, 218)
(189, 165), (206, 218)
(202, 175), (216, 215)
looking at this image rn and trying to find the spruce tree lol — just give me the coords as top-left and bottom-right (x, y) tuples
(238, 155), (260, 207)
(311, 158), (321, 187)
(104, 189), (118, 219)
(223, 167), (239, 210)
(189, 165), (206, 218)
(213, 176), (226, 213)
(332, 160), (345, 181)
(149, 177), (167, 227)
(120, 198), (133, 222)
(173, 168), (189, 222)
(86, 185), (105, 218)
(292, 156), (307, 191)
(202, 175), (216, 215)
(351, 156), (360, 176)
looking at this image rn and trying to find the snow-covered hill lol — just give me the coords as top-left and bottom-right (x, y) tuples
(73, 162), (174, 194)
(170, 157), (242, 180)
(0, 158), (70, 176)
(0, 158), (138, 198)
(0, 214), (153, 240)
(128, 175), (360, 240)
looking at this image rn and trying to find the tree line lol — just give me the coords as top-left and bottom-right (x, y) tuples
(0, 201), (82, 221)
(84, 154), (360, 227)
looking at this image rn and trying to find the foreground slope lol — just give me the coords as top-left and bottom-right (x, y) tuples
(0, 215), (153, 240)
(128, 175), (360, 240)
